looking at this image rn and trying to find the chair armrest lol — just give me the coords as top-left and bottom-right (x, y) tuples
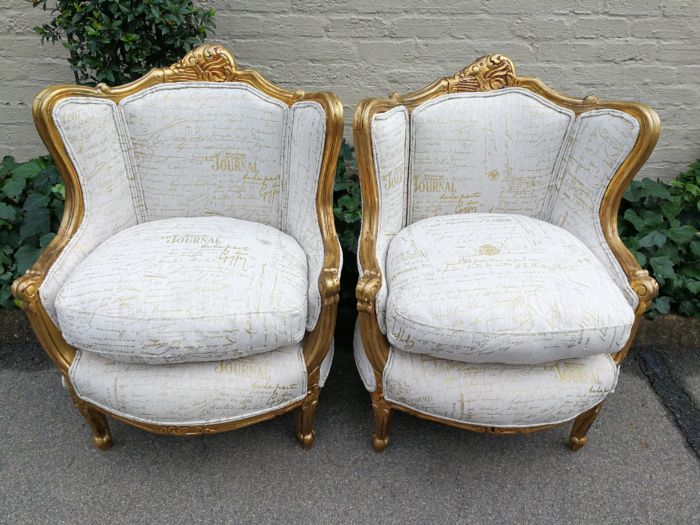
(285, 96), (343, 336)
(13, 89), (140, 325)
(355, 104), (409, 331)
(547, 105), (660, 316)
(354, 101), (409, 372)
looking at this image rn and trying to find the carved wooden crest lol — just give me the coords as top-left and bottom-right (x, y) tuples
(451, 54), (516, 92)
(164, 44), (237, 82)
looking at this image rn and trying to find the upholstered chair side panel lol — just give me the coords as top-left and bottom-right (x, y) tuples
(408, 88), (575, 224)
(284, 101), (327, 330)
(69, 344), (307, 426)
(548, 110), (641, 307)
(365, 106), (409, 334)
(353, 320), (377, 391)
(383, 349), (619, 427)
(120, 82), (288, 226)
(40, 98), (139, 323)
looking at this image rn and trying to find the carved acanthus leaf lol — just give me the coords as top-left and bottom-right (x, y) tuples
(452, 54), (516, 93)
(356, 270), (382, 313)
(165, 45), (237, 82)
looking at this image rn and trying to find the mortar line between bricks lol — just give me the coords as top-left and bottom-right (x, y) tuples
(634, 348), (700, 460)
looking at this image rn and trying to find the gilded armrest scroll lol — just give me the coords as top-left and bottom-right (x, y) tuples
(11, 270), (42, 307)
(629, 269), (659, 316)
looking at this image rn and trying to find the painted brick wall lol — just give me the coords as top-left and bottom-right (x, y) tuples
(1, 0), (698, 180)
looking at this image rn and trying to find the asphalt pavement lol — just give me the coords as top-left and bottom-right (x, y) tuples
(1, 313), (699, 524)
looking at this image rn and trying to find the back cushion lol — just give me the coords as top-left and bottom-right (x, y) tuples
(408, 88), (575, 223)
(120, 82), (288, 227)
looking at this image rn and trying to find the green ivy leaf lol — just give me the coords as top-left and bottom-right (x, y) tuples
(39, 232), (56, 248)
(1, 176), (26, 202)
(638, 178), (671, 199)
(20, 191), (50, 242)
(14, 245), (42, 275)
(654, 296), (672, 314)
(638, 230), (667, 249)
(0, 203), (17, 222)
(622, 209), (647, 232)
(649, 255), (675, 284)
(666, 225), (696, 245)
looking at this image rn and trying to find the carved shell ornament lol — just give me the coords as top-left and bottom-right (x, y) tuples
(452, 54), (517, 92)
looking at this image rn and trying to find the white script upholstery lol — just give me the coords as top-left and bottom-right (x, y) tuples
(408, 89), (575, 223)
(385, 213), (635, 365)
(69, 344), (308, 426)
(367, 90), (641, 334)
(42, 84), (328, 331)
(353, 321), (618, 427)
(40, 98), (139, 323)
(55, 216), (308, 364)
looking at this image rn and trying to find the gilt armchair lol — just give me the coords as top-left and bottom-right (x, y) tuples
(353, 55), (659, 451)
(12, 45), (343, 450)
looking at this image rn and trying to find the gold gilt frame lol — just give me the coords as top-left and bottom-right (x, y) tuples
(353, 54), (660, 452)
(12, 45), (343, 450)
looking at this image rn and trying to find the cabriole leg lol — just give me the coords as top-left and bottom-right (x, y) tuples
(297, 382), (320, 450)
(67, 382), (113, 450)
(371, 388), (392, 452)
(568, 402), (604, 451)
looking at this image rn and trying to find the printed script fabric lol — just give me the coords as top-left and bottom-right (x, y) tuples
(364, 106), (410, 334)
(42, 84), (329, 330)
(70, 344), (308, 426)
(385, 214), (635, 365)
(41, 98), (139, 324)
(409, 89), (575, 223)
(55, 217), (309, 364)
(353, 321), (618, 427)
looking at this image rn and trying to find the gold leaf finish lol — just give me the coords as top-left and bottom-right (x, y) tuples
(13, 44), (343, 448)
(353, 53), (660, 451)
(451, 54), (516, 92)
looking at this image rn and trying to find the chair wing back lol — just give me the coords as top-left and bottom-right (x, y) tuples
(20, 45), (342, 342)
(355, 54), (659, 345)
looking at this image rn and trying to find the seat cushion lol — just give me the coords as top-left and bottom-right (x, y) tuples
(352, 323), (618, 427)
(55, 216), (308, 364)
(69, 342), (334, 427)
(385, 213), (635, 365)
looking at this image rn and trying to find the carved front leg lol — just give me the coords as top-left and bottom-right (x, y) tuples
(371, 383), (392, 452)
(568, 402), (604, 451)
(297, 368), (321, 450)
(67, 381), (113, 450)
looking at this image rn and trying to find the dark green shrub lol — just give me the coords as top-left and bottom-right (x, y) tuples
(619, 160), (700, 318)
(333, 140), (361, 309)
(0, 156), (64, 308)
(33, 0), (216, 85)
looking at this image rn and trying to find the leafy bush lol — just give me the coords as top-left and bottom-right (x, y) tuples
(619, 160), (700, 318)
(33, 0), (216, 85)
(333, 141), (362, 308)
(334, 141), (362, 255)
(0, 156), (64, 308)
